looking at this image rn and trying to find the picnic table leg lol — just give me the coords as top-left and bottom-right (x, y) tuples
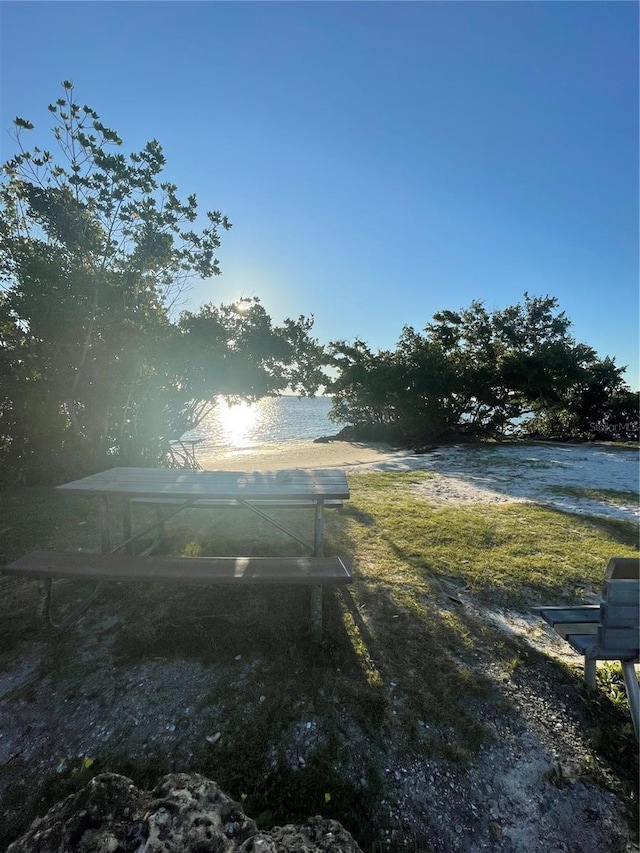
(99, 496), (112, 554)
(584, 657), (597, 689)
(310, 500), (326, 640)
(149, 507), (166, 553)
(314, 500), (325, 558)
(33, 495), (110, 631)
(621, 662), (640, 741)
(122, 499), (133, 554)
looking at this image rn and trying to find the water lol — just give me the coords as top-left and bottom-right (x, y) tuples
(184, 395), (337, 452)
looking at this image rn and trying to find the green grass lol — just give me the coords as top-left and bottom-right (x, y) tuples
(0, 472), (638, 850)
(342, 471), (637, 608)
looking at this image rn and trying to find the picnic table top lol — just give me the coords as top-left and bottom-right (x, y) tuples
(56, 467), (350, 502)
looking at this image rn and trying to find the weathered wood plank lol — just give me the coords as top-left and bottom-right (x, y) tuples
(540, 606), (600, 625)
(131, 497), (343, 509)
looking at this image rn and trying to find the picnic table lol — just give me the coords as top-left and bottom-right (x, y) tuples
(6, 467), (352, 639)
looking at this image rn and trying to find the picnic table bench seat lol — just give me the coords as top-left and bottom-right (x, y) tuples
(538, 557), (640, 740)
(5, 551), (353, 585)
(4, 551), (353, 638)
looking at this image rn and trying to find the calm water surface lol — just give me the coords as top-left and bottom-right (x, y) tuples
(184, 396), (337, 451)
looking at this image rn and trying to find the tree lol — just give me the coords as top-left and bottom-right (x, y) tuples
(328, 332), (460, 444)
(523, 357), (634, 440)
(328, 294), (630, 444)
(0, 84), (325, 483)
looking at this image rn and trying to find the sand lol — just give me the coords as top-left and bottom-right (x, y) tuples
(200, 439), (639, 523)
(199, 439), (398, 472)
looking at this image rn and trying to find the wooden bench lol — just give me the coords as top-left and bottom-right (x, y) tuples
(539, 557), (639, 740)
(4, 551), (353, 640)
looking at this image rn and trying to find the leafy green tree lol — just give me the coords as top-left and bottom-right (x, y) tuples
(328, 294), (630, 444)
(0, 84), (325, 483)
(328, 332), (460, 443)
(426, 300), (513, 435)
(523, 357), (634, 439)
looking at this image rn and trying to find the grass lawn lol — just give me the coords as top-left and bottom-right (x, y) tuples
(0, 470), (638, 850)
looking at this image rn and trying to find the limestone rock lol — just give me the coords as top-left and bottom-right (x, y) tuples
(7, 772), (363, 853)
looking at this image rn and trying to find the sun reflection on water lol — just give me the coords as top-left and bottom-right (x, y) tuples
(216, 398), (262, 447)
(187, 396), (334, 450)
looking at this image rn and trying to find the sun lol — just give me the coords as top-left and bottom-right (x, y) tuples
(233, 298), (254, 315)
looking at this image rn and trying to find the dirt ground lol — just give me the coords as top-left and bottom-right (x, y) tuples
(0, 583), (637, 852)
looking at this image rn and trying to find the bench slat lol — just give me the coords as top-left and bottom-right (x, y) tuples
(539, 606), (600, 638)
(603, 579), (640, 605)
(597, 626), (640, 652)
(600, 602), (640, 627)
(5, 551), (353, 586)
(567, 634), (638, 661)
(545, 622), (599, 639)
(539, 606), (600, 624)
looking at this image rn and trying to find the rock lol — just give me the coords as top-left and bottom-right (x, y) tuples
(7, 772), (363, 852)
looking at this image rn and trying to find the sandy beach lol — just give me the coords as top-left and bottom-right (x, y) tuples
(199, 439), (400, 472)
(200, 439), (639, 522)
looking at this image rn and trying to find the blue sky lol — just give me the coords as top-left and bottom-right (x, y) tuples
(1, 1), (638, 389)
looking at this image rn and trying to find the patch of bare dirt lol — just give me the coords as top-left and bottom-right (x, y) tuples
(0, 595), (637, 853)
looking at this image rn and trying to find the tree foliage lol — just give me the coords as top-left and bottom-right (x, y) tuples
(328, 294), (633, 444)
(0, 84), (326, 483)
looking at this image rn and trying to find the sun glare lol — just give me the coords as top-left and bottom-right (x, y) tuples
(233, 299), (251, 314)
(216, 398), (259, 447)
